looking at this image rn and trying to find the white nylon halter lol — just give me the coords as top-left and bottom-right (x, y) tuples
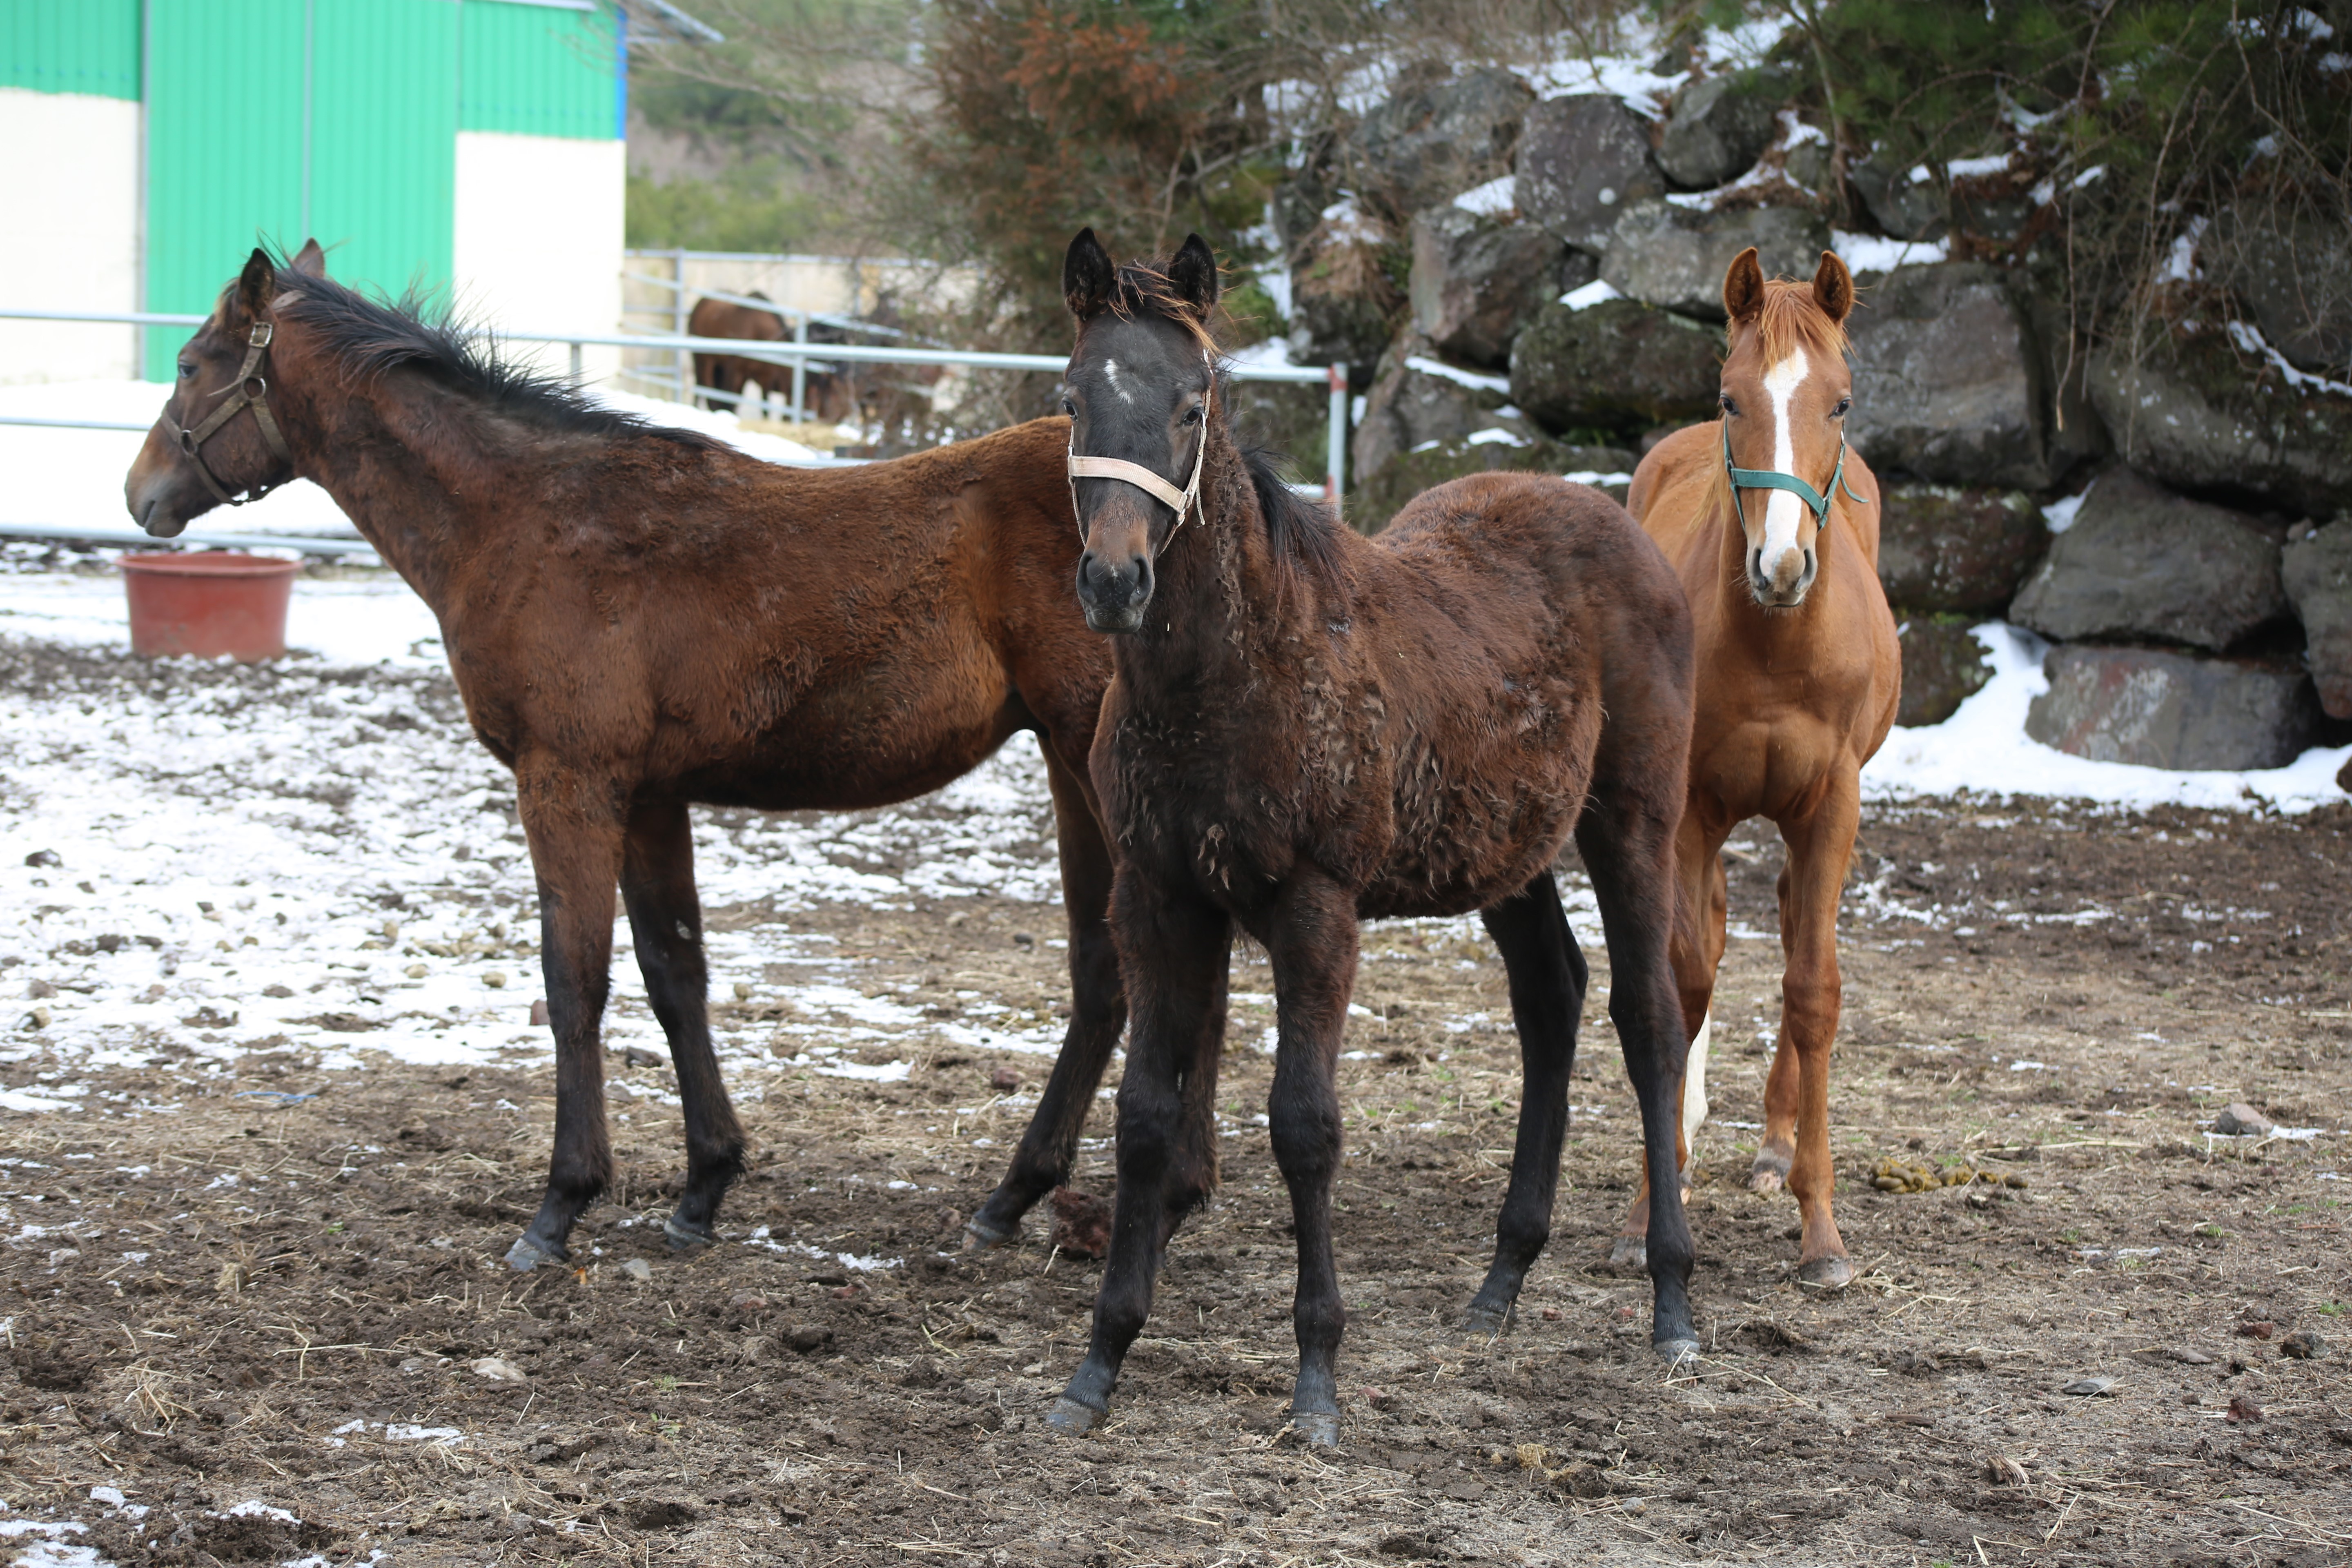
(1065, 354), (1212, 555)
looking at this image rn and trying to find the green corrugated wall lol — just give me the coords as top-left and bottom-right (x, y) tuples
(142, 0), (309, 379)
(1, 0), (142, 100)
(462, 1), (622, 140)
(4, 0), (624, 376)
(312, 0), (460, 312)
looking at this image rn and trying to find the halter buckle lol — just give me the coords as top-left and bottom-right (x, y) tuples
(248, 321), (274, 349)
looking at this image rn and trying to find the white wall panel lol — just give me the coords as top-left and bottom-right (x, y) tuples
(452, 131), (624, 381)
(0, 88), (143, 384)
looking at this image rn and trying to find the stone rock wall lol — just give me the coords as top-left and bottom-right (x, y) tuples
(1283, 62), (2346, 781)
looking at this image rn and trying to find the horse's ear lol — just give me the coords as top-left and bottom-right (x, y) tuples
(1722, 247), (1766, 322)
(234, 248), (276, 318)
(1064, 229), (1116, 321)
(290, 239), (327, 278)
(1811, 250), (1854, 326)
(1168, 233), (1220, 319)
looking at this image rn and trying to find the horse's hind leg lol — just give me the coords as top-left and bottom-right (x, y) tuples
(1464, 871), (1586, 1333)
(1615, 825), (1728, 1263)
(621, 799), (746, 1251)
(1048, 883), (1229, 1437)
(507, 762), (625, 1270)
(1578, 789), (1700, 1359)
(968, 746), (1130, 1247)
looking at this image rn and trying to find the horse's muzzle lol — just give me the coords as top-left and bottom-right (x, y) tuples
(1077, 548), (1152, 634)
(1747, 543), (1816, 608)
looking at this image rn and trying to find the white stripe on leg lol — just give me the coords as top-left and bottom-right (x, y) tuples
(1680, 1011), (1712, 1175)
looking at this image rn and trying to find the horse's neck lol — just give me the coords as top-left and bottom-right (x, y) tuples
(283, 370), (489, 614)
(1119, 441), (1288, 688)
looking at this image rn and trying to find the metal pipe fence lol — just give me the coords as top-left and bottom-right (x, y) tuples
(0, 306), (1352, 502)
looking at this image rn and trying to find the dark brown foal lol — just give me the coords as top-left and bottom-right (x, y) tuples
(1045, 231), (1699, 1447)
(124, 245), (1126, 1270)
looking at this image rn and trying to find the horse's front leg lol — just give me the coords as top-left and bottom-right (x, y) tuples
(1465, 871), (1586, 1332)
(621, 798), (746, 1250)
(1774, 774), (1860, 1288)
(968, 745), (1129, 1247)
(1047, 880), (1229, 1437)
(505, 761), (626, 1270)
(1261, 870), (1359, 1447)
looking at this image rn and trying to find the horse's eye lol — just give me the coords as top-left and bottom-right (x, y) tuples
(177, 362), (195, 380)
(1062, 398), (1076, 416)
(1831, 396), (1851, 418)
(1719, 393), (1739, 416)
(1182, 405), (1203, 425)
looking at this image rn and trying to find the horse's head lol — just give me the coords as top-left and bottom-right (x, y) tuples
(1061, 228), (1220, 634)
(125, 241), (325, 537)
(1716, 246), (1855, 610)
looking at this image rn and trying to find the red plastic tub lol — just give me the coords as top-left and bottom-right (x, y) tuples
(119, 552), (302, 661)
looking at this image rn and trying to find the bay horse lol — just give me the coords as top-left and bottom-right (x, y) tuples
(1614, 247), (1900, 1288)
(688, 290), (797, 419)
(1046, 229), (1699, 1446)
(124, 243), (1129, 1270)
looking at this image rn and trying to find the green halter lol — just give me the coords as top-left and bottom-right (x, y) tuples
(1720, 421), (1874, 536)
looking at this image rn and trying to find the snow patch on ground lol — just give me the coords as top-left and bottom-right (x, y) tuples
(1862, 623), (2350, 812)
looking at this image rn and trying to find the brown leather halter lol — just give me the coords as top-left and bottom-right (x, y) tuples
(177, 320), (294, 506)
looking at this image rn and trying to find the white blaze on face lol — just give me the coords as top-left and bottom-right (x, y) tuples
(1103, 358), (1134, 405)
(1757, 346), (1811, 588)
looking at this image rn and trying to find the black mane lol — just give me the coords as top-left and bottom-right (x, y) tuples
(271, 267), (721, 450)
(1238, 437), (1348, 592)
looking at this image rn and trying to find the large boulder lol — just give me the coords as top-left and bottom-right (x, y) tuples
(1846, 156), (1947, 243)
(2026, 646), (2318, 771)
(1600, 202), (1830, 321)
(1657, 68), (1794, 190)
(1515, 95), (1668, 254)
(1846, 262), (2055, 490)
(1351, 341), (1526, 485)
(2204, 213), (2352, 377)
(1896, 617), (1992, 727)
(2009, 468), (2285, 650)
(2086, 320), (2352, 519)
(2283, 520), (2352, 719)
(1408, 206), (1568, 369)
(1350, 67), (1535, 221)
(1876, 486), (2046, 614)
(1509, 296), (1722, 437)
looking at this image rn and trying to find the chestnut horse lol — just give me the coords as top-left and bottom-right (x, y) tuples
(687, 292), (791, 418)
(125, 244), (1127, 1270)
(1615, 248), (1900, 1288)
(1045, 231), (1699, 1446)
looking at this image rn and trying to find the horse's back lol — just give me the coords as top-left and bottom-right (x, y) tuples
(1374, 469), (1685, 631)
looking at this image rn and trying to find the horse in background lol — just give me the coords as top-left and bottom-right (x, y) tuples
(1615, 247), (1901, 1289)
(687, 291), (789, 417)
(1047, 229), (1699, 1446)
(125, 243), (1135, 1276)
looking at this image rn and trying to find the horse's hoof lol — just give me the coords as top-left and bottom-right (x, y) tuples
(1044, 1397), (1102, 1437)
(1654, 1336), (1702, 1365)
(1796, 1254), (1854, 1290)
(1747, 1152), (1791, 1194)
(1607, 1235), (1648, 1271)
(1461, 1301), (1511, 1336)
(664, 1215), (716, 1252)
(962, 1218), (1017, 1252)
(1288, 1411), (1341, 1448)
(504, 1235), (565, 1272)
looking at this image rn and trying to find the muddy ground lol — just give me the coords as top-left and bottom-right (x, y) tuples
(5, 768), (2351, 1565)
